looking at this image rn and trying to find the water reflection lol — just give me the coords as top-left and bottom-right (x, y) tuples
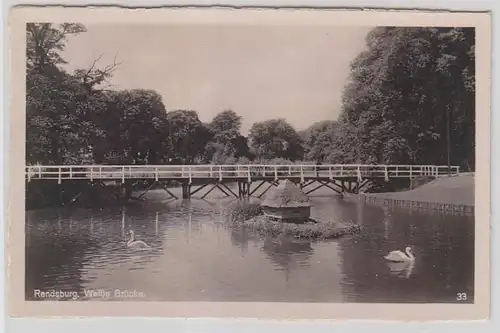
(121, 208), (125, 238)
(382, 206), (391, 240)
(356, 199), (365, 226)
(25, 190), (474, 303)
(261, 236), (314, 283)
(90, 217), (94, 236)
(338, 206), (474, 303)
(386, 260), (415, 279)
(26, 210), (99, 300)
(155, 211), (159, 235)
(26, 208), (166, 300)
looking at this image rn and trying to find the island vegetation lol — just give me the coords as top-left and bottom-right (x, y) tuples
(227, 201), (361, 240)
(27, 24), (475, 171)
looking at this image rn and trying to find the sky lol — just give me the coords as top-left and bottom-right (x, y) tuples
(62, 24), (371, 135)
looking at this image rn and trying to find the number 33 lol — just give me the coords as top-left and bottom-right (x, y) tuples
(457, 293), (467, 301)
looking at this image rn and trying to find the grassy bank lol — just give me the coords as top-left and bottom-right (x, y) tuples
(361, 173), (474, 214)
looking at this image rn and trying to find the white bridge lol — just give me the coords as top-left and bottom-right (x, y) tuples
(25, 164), (460, 200)
(26, 164), (459, 184)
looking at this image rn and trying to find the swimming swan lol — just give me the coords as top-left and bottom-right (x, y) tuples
(384, 246), (415, 262)
(387, 260), (415, 279)
(127, 230), (150, 249)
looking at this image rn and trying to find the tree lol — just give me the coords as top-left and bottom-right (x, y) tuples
(233, 135), (253, 159)
(167, 110), (212, 164)
(205, 110), (252, 163)
(27, 23), (87, 73)
(26, 23), (123, 166)
(301, 120), (340, 162)
(208, 110), (242, 144)
(26, 23), (87, 165)
(96, 89), (170, 164)
(336, 27), (475, 169)
(248, 119), (304, 161)
(73, 54), (120, 93)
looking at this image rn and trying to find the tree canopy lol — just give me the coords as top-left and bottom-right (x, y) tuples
(333, 27), (475, 170)
(166, 110), (212, 164)
(248, 119), (304, 161)
(301, 120), (340, 163)
(26, 25), (475, 171)
(27, 23), (87, 72)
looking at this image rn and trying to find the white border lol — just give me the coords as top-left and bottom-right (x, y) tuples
(2, 0), (498, 332)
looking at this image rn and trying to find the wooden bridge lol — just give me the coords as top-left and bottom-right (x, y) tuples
(26, 164), (460, 202)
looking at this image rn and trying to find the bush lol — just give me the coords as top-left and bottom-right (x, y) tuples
(227, 202), (361, 240)
(236, 156), (252, 165)
(236, 216), (361, 240)
(228, 201), (263, 221)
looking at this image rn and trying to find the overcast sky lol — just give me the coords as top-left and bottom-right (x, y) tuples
(62, 24), (371, 134)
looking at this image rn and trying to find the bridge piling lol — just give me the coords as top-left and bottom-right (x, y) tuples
(237, 180), (251, 198)
(181, 183), (191, 199)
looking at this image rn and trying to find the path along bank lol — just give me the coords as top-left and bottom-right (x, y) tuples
(353, 173), (475, 215)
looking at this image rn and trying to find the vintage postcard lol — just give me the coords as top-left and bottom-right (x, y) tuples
(7, 6), (491, 320)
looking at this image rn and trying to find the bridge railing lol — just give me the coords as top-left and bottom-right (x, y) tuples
(26, 164), (460, 183)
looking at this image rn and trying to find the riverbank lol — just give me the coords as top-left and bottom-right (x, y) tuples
(360, 173), (474, 215)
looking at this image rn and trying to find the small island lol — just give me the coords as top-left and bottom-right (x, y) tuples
(230, 180), (361, 240)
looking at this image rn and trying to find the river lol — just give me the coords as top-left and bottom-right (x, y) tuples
(25, 187), (475, 303)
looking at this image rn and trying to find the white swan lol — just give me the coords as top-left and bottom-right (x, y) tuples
(127, 230), (150, 249)
(384, 246), (415, 262)
(387, 260), (415, 279)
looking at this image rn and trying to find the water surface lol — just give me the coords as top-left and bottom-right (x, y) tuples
(26, 188), (474, 303)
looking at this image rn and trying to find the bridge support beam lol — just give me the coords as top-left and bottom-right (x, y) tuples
(249, 180), (266, 197)
(219, 182), (239, 198)
(130, 181), (179, 200)
(189, 183), (210, 197)
(354, 179), (373, 194)
(200, 183), (220, 199)
(300, 179), (315, 190)
(307, 180), (343, 195)
(300, 179), (344, 196)
(159, 181), (178, 199)
(137, 181), (158, 199)
(339, 180), (348, 194)
(258, 180), (279, 199)
(238, 180), (251, 198)
(181, 183), (191, 199)
(198, 182), (238, 199)
(54, 180), (98, 206)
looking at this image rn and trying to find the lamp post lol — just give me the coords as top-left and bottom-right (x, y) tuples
(446, 107), (451, 175)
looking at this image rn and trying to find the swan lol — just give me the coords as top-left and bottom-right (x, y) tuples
(384, 246), (415, 262)
(127, 230), (150, 249)
(387, 260), (415, 279)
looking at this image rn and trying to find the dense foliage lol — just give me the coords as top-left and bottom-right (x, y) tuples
(248, 119), (304, 161)
(331, 27), (475, 170)
(26, 25), (475, 170)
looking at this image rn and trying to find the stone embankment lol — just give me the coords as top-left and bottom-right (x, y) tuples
(361, 173), (475, 215)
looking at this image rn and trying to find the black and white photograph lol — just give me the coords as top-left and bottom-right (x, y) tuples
(8, 7), (491, 320)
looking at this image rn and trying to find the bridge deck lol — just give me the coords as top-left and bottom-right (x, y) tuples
(26, 164), (460, 184)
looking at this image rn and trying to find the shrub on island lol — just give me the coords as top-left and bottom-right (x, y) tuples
(227, 201), (361, 240)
